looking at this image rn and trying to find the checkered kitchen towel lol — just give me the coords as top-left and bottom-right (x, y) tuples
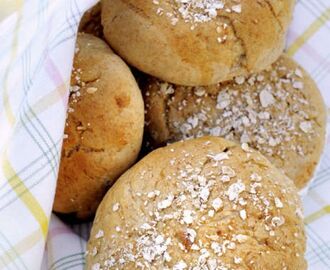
(0, 0), (329, 270)
(0, 0), (96, 269)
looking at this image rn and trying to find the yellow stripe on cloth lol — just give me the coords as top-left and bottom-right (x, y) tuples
(304, 205), (330, 225)
(0, 229), (42, 269)
(287, 8), (330, 56)
(2, 154), (49, 238)
(13, 81), (69, 133)
(2, 1), (23, 126)
(32, 81), (69, 115)
(0, 0), (23, 22)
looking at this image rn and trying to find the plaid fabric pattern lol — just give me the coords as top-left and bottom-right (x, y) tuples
(0, 0), (96, 269)
(0, 0), (329, 269)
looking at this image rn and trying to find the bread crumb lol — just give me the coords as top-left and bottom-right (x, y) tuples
(227, 181), (245, 201)
(299, 121), (312, 133)
(95, 230), (104, 239)
(239, 209), (247, 220)
(86, 87), (98, 94)
(275, 197), (284, 208)
(112, 203), (120, 212)
(158, 194), (174, 210)
(173, 260), (187, 270)
(92, 263), (100, 270)
(182, 210), (194, 224)
(212, 198), (223, 211)
(231, 4), (242, 13)
(259, 89), (275, 107)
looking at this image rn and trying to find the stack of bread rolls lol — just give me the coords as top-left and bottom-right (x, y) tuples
(53, 1), (327, 269)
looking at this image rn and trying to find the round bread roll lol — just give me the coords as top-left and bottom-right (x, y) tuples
(144, 55), (327, 189)
(79, 3), (103, 37)
(53, 33), (144, 219)
(86, 137), (306, 270)
(101, 0), (295, 86)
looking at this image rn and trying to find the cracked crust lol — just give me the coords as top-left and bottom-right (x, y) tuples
(53, 33), (144, 219)
(101, 0), (295, 86)
(86, 137), (306, 269)
(143, 55), (327, 190)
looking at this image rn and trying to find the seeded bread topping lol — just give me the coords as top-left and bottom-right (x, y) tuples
(86, 137), (306, 270)
(153, 0), (242, 44)
(102, 0), (295, 85)
(153, 0), (241, 38)
(144, 55), (327, 189)
(65, 62), (97, 140)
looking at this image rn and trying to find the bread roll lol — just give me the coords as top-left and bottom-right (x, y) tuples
(53, 33), (144, 219)
(86, 137), (306, 269)
(101, 0), (295, 86)
(144, 55), (327, 190)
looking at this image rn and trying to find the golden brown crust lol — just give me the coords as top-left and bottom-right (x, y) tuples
(101, 0), (295, 86)
(86, 137), (306, 270)
(144, 55), (327, 189)
(53, 33), (144, 219)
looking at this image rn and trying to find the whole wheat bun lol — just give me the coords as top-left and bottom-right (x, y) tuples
(144, 55), (327, 190)
(101, 0), (295, 86)
(53, 33), (144, 219)
(86, 137), (306, 270)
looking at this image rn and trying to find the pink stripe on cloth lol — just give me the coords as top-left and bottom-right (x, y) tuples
(48, 226), (74, 239)
(44, 56), (70, 106)
(288, 28), (329, 64)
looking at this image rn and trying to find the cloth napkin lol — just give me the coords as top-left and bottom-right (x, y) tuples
(0, 0), (96, 269)
(0, 0), (330, 270)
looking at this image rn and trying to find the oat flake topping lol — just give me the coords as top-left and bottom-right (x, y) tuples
(153, 0), (242, 41)
(87, 140), (304, 269)
(146, 58), (317, 161)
